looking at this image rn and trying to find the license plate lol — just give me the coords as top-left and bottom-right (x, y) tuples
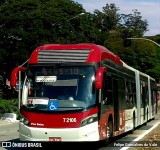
(49, 137), (62, 142)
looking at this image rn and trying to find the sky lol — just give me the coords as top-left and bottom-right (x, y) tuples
(73, 0), (160, 36)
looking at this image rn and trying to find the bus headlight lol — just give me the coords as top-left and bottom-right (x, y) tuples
(81, 113), (98, 127)
(20, 115), (29, 126)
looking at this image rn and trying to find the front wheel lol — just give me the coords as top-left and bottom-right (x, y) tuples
(105, 120), (113, 145)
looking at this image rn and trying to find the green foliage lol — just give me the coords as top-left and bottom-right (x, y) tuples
(0, 0), (86, 65)
(132, 39), (160, 78)
(0, 0), (159, 84)
(120, 9), (148, 37)
(94, 3), (121, 31)
(147, 63), (160, 81)
(0, 99), (20, 118)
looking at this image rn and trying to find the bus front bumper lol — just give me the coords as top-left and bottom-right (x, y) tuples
(19, 122), (99, 142)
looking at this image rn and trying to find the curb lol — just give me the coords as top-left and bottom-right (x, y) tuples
(1, 113), (19, 122)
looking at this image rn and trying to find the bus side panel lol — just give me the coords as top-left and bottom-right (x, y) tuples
(98, 109), (114, 140)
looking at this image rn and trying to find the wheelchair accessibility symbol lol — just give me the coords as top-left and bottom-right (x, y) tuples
(48, 100), (58, 111)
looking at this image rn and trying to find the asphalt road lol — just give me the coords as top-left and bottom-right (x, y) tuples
(0, 113), (159, 150)
(0, 120), (19, 141)
(0, 120), (19, 150)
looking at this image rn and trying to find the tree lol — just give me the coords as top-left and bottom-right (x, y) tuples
(0, 0), (85, 67)
(0, 0), (159, 85)
(93, 3), (121, 45)
(94, 3), (121, 31)
(120, 9), (148, 37)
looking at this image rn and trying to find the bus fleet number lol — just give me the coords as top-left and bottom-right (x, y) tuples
(63, 118), (77, 123)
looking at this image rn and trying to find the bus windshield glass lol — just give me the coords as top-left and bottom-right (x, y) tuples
(22, 66), (96, 111)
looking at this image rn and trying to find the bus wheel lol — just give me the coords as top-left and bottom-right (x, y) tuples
(130, 113), (135, 134)
(105, 120), (113, 145)
(144, 110), (148, 125)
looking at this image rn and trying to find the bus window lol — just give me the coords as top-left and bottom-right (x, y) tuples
(119, 78), (125, 108)
(125, 81), (133, 107)
(131, 82), (136, 105)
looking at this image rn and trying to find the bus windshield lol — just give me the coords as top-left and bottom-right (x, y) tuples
(22, 66), (96, 111)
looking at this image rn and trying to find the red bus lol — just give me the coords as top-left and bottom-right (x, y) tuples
(10, 43), (157, 143)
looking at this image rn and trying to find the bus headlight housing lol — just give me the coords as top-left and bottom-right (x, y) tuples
(81, 113), (98, 127)
(20, 115), (29, 126)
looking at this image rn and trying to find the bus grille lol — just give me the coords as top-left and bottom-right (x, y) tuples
(38, 50), (90, 63)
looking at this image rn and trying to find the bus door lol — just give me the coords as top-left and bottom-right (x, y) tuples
(113, 79), (119, 131)
(141, 81), (146, 121)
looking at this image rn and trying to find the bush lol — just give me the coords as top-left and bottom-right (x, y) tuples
(0, 99), (20, 119)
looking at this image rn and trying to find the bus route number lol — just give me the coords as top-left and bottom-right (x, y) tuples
(63, 118), (76, 123)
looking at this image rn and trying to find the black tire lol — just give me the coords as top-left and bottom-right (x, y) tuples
(105, 120), (113, 145)
(130, 114), (135, 134)
(144, 111), (148, 125)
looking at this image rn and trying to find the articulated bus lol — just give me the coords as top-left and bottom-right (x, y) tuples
(10, 43), (157, 143)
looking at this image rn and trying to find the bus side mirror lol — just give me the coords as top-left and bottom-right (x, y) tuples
(95, 67), (106, 89)
(10, 66), (26, 87)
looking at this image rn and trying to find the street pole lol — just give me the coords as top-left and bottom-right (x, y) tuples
(51, 12), (85, 27)
(67, 13), (85, 21)
(127, 37), (160, 47)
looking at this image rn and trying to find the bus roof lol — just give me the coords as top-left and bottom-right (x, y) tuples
(29, 43), (123, 65)
(122, 61), (155, 81)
